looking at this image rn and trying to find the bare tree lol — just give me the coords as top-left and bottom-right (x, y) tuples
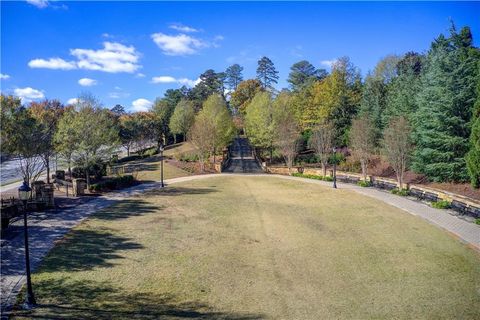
(383, 116), (412, 189)
(350, 115), (375, 180)
(310, 123), (334, 176)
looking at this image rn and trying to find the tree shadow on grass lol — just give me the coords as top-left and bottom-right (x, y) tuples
(91, 199), (161, 221)
(142, 187), (218, 197)
(12, 278), (264, 319)
(38, 228), (143, 273)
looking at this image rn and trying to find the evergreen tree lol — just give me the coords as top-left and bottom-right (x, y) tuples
(225, 64), (244, 90)
(256, 56), (279, 91)
(466, 62), (480, 187)
(413, 26), (479, 182)
(358, 73), (387, 144)
(189, 69), (224, 108)
(383, 52), (424, 126)
(287, 60), (327, 91)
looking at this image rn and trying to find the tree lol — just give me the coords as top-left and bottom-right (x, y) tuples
(358, 74), (387, 144)
(225, 64), (244, 90)
(133, 112), (156, 155)
(118, 114), (138, 156)
(151, 98), (175, 149)
(189, 69), (224, 107)
(29, 99), (64, 183)
(350, 115), (375, 181)
(383, 116), (412, 189)
(245, 91), (275, 161)
(54, 106), (79, 178)
(1, 95), (45, 185)
(383, 52), (424, 126)
(256, 56), (279, 91)
(189, 94), (234, 170)
(310, 123), (334, 177)
(466, 69), (480, 187)
(296, 57), (361, 143)
(373, 54), (401, 84)
(273, 92), (301, 173)
(288, 60), (326, 91)
(110, 104), (126, 117)
(169, 99), (195, 142)
(412, 25), (479, 182)
(68, 94), (119, 187)
(230, 79), (263, 115)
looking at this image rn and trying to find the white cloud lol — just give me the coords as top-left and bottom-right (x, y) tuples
(135, 73), (146, 78)
(29, 42), (141, 73)
(0, 73), (10, 80)
(151, 76), (200, 87)
(28, 57), (77, 70)
(151, 76), (177, 84)
(26, 0), (49, 8)
(14, 87), (45, 102)
(151, 33), (207, 56)
(169, 24), (199, 33)
(320, 59), (338, 68)
(71, 42), (141, 73)
(67, 98), (79, 105)
(131, 98), (152, 112)
(78, 78), (98, 87)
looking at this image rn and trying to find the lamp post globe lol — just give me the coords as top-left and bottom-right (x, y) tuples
(18, 180), (36, 307)
(159, 145), (165, 188)
(332, 147), (337, 189)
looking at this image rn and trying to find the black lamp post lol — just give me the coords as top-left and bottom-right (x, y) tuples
(159, 145), (165, 188)
(18, 180), (36, 307)
(332, 147), (337, 189)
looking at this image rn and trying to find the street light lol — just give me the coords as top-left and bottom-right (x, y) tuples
(159, 145), (165, 188)
(18, 180), (36, 308)
(332, 147), (337, 189)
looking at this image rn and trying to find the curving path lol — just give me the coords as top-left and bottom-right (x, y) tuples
(1, 173), (479, 318)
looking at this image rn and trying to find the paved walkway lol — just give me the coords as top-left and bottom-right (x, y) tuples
(1, 173), (479, 318)
(223, 138), (263, 173)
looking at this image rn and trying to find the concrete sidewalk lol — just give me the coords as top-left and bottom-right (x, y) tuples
(1, 173), (479, 318)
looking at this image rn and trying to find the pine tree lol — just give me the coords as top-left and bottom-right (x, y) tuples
(256, 56), (279, 91)
(287, 60), (327, 91)
(413, 26), (479, 182)
(225, 64), (244, 90)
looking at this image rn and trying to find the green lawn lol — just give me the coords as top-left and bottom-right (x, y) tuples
(13, 176), (480, 319)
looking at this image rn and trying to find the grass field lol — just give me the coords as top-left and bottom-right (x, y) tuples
(13, 176), (480, 319)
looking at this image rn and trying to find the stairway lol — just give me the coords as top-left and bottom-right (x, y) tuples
(223, 137), (264, 173)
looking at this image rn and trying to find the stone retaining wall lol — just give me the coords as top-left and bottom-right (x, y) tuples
(267, 165), (480, 218)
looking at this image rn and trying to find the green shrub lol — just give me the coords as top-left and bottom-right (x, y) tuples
(475, 218), (480, 225)
(391, 188), (409, 196)
(179, 152), (199, 162)
(292, 173), (333, 181)
(357, 180), (372, 187)
(431, 200), (451, 209)
(88, 175), (136, 192)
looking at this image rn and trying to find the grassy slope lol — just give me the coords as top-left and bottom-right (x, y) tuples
(13, 176), (480, 319)
(116, 144), (192, 182)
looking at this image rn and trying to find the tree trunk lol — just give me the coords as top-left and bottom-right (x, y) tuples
(68, 161), (72, 179)
(127, 146), (130, 157)
(321, 162), (326, 177)
(45, 156), (50, 184)
(361, 159), (367, 181)
(270, 145), (273, 164)
(85, 167), (90, 189)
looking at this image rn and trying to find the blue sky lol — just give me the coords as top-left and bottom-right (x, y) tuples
(1, 1), (479, 112)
